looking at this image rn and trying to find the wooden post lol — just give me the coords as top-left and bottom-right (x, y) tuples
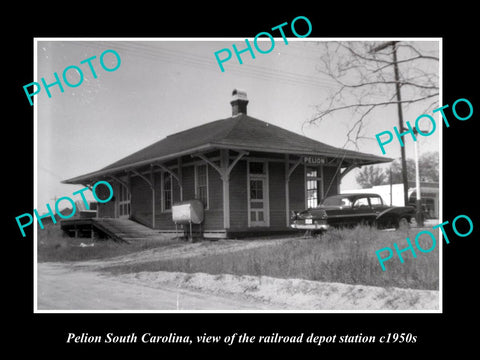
(177, 157), (183, 201)
(220, 149), (230, 229)
(370, 41), (408, 205)
(285, 154), (290, 227)
(285, 156), (303, 226)
(191, 150), (247, 231)
(151, 166), (156, 229)
(127, 173), (131, 218)
(189, 221), (193, 242)
(392, 43), (409, 207)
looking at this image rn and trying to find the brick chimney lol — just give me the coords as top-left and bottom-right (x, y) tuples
(230, 89), (248, 116)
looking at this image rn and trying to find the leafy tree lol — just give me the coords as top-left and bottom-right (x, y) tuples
(355, 165), (387, 188)
(388, 151), (439, 183)
(355, 151), (438, 187)
(418, 151), (439, 182)
(388, 159), (416, 184)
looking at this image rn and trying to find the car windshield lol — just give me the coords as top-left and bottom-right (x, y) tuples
(321, 196), (352, 207)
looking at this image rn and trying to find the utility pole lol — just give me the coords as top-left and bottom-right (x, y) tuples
(413, 128), (425, 227)
(51, 195), (58, 213)
(389, 167), (393, 206)
(370, 41), (409, 206)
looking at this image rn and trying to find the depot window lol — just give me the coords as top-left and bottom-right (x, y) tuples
(195, 164), (209, 209)
(162, 172), (173, 212)
(306, 166), (323, 208)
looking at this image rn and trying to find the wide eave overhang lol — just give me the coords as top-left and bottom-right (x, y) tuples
(62, 142), (392, 185)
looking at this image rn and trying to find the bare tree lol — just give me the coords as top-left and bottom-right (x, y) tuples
(309, 41), (439, 206)
(310, 41), (439, 149)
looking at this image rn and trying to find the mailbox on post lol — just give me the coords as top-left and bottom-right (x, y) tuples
(172, 199), (204, 240)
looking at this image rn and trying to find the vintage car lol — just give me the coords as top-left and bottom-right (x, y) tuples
(290, 193), (416, 233)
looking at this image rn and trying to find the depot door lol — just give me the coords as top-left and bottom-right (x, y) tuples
(118, 185), (130, 219)
(248, 161), (270, 227)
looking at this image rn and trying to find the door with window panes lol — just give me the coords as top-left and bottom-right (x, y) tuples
(306, 166), (323, 208)
(248, 161), (269, 227)
(118, 185), (130, 219)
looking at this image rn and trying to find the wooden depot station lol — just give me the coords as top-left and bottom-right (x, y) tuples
(61, 89), (390, 240)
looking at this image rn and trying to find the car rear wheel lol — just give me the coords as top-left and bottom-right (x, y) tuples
(397, 216), (410, 231)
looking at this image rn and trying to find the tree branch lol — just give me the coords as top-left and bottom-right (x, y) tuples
(311, 93), (439, 123)
(397, 43), (439, 61)
(331, 79), (438, 91)
(311, 40), (439, 150)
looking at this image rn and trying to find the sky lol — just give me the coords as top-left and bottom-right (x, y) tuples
(35, 39), (440, 211)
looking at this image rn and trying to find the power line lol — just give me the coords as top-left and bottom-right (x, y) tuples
(121, 41), (335, 89)
(66, 41), (338, 90)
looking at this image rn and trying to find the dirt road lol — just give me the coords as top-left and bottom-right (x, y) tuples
(37, 263), (270, 311)
(37, 262), (439, 311)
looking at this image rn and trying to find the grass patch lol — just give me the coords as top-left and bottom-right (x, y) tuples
(104, 225), (439, 290)
(37, 223), (179, 262)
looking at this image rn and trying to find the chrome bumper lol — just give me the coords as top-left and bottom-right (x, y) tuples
(290, 223), (329, 230)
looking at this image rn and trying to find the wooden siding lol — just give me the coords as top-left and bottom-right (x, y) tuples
(182, 165), (195, 200)
(141, 163), (225, 231)
(97, 156), (343, 234)
(229, 160), (248, 230)
(130, 175), (152, 226)
(269, 162), (287, 228)
(97, 182), (116, 218)
(203, 164), (223, 230)
(289, 164), (305, 212)
(323, 166), (339, 198)
(154, 170), (180, 230)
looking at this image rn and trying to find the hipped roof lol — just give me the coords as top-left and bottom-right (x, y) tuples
(63, 114), (392, 184)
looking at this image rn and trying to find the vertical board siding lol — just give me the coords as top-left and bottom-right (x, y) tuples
(204, 164), (223, 230)
(229, 160), (248, 229)
(182, 165), (195, 200)
(150, 164), (224, 230)
(289, 164), (305, 212)
(130, 175), (152, 226)
(98, 182), (117, 218)
(323, 166), (339, 197)
(96, 158), (340, 233)
(154, 170), (173, 230)
(269, 162), (287, 228)
(172, 168), (181, 204)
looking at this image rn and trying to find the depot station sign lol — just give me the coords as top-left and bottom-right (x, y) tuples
(303, 156), (326, 165)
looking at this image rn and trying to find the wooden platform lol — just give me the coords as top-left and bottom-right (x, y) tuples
(60, 218), (175, 242)
(61, 217), (301, 242)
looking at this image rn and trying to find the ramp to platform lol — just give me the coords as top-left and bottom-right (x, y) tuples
(60, 218), (171, 242)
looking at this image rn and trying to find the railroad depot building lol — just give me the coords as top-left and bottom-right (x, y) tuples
(62, 90), (391, 238)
